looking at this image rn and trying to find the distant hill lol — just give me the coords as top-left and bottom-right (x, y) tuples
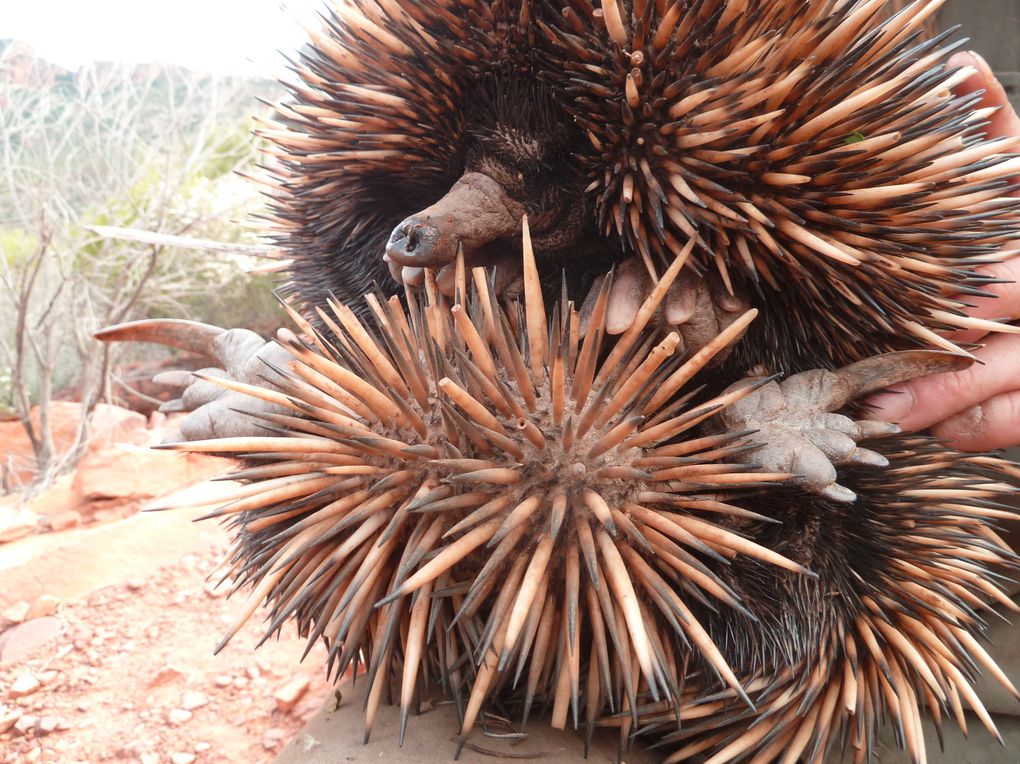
(0, 39), (278, 93)
(0, 40), (69, 88)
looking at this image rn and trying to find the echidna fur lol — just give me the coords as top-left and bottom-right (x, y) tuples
(645, 440), (1019, 762)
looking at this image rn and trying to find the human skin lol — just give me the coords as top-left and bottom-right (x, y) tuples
(865, 51), (1020, 451)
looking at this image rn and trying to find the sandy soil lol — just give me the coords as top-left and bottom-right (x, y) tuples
(0, 496), (336, 764)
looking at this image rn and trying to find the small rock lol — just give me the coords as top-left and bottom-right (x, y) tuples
(36, 671), (58, 686)
(36, 716), (58, 736)
(0, 617), (63, 665)
(48, 510), (81, 532)
(14, 713), (38, 734)
(167, 708), (192, 725)
(273, 676), (310, 713)
(194, 742), (210, 752)
(126, 578), (146, 591)
(75, 700), (91, 712)
(25, 596), (59, 620)
(0, 505), (39, 543)
(170, 754), (195, 764)
(10, 673), (40, 698)
(180, 691), (208, 711)
(2, 601), (30, 625)
(232, 676), (248, 689)
(213, 675), (231, 688)
(262, 727), (287, 751)
(0, 707), (21, 734)
(149, 665), (184, 688)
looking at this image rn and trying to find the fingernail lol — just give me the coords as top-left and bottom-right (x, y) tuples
(864, 384), (914, 424)
(946, 51), (971, 70)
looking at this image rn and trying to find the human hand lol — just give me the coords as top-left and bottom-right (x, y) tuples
(865, 51), (1020, 450)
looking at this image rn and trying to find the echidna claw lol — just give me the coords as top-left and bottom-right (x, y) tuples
(851, 449), (890, 468)
(820, 484), (857, 503)
(95, 318), (227, 357)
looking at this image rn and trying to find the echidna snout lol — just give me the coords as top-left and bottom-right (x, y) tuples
(385, 173), (520, 269)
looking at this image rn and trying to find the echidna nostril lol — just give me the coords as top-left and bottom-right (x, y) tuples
(405, 225), (420, 251)
(386, 215), (444, 267)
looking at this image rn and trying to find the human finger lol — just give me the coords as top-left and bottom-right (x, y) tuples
(864, 332), (1020, 431)
(948, 51), (1020, 151)
(949, 250), (1020, 344)
(931, 389), (1020, 451)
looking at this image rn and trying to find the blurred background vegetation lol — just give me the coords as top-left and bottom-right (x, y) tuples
(0, 48), (288, 487)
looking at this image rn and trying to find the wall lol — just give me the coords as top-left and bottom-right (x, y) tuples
(940, 0), (1019, 110)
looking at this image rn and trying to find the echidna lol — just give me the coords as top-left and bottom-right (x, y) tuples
(95, 0), (1020, 761)
(137, 241), (1019, 764)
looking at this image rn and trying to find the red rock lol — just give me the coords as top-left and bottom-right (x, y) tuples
(0, 618), (63, 665)
(35, 716), (58, 735)
(273, 676), (310, 713)
(184, 452), (232, 482)
(86, 404), (148, 452)
(0, 504), (38, 543)
(9, 673), (40, 698)
(180, 690), (208, 711)
(73, 442), (230, 503)
(13, 713), (37, 734)
(0, 707), (20, 734)
(0, 402), (83, 485)
(25, 474), (83, 519)
(25, 596), (59, 620)
(2, 602), (30, 625)
(149, 665), (185, 688)
(73, 446), (186, 501)
(47, 510), (81, 532)
(168, 708), (192, 725)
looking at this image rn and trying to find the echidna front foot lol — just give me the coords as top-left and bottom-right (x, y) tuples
(96, 319), (292, 441)
(594, 256), (752, 357)
(719, 351), (974, 500)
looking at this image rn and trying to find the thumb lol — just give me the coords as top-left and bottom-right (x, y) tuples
(947, 51), (1020, 147)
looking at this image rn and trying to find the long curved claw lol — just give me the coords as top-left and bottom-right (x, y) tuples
(818, 350), (973, 410)
(95, 318), (227, 357)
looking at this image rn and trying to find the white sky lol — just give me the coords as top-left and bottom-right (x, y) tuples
(2, 1), (326, 76)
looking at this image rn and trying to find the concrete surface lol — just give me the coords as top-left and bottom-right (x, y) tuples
(274, 679), (658, 764)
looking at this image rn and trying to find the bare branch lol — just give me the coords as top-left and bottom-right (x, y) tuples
(86, 225), (278, 258)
